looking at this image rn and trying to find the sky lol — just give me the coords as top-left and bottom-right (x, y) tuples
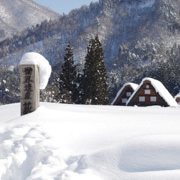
(33, 0), (98, 15)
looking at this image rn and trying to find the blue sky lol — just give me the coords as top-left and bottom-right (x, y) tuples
(34, 0), (98, 14)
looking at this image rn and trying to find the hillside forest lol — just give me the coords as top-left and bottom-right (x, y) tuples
(0, 0), (180, 104)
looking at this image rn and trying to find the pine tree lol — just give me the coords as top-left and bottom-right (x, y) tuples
(83, 35), (109, 105)
(58, 42), (77, 103)
(74, 72), (85, 104)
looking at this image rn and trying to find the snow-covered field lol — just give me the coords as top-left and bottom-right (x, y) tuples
(0, 103), (180, 180)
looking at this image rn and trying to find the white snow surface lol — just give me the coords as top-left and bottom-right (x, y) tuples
(112, 83), (138, 105)
(20, 52), (52, 90)
(127, 77), (178, 107)
(0, 103), (180, 180)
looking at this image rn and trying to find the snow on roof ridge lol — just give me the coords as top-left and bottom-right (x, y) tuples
(126, 77), (178, 107)
(129, 83), (139, 91)
(112, 82), (138, 105)
(20, 52), (52, 90)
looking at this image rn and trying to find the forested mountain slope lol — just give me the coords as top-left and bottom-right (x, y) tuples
(0, 0), (59, 41)
(0, 0), (180, 103)
(0, 0), (179, 67)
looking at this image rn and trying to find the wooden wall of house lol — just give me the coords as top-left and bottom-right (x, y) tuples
(176, 97), (180, 104)
(127, 81), (168, 107)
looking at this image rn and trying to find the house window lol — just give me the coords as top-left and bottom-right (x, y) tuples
(126, 92), (131, 97)
(146, 85), (149, 88)
(139, 96), (145, 102)
(122, 98), (128, 103)
(150, 96), (157, 102)
(145, 90), (151, 94)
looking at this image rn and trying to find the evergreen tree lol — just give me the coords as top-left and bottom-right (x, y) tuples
(0, 67), (20, 105)
(83, 35), (109, 105)
(58, 42), (77, 103)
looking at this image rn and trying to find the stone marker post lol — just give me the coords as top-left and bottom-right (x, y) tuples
(20, 65), (40, 115)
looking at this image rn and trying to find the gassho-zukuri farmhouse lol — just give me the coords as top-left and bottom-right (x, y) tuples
(113, 77), (178, 107)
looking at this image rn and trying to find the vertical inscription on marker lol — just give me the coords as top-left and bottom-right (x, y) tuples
(20, 65), (40, 115)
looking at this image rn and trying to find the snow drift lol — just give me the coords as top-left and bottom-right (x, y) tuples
(0, 103), (180, 180)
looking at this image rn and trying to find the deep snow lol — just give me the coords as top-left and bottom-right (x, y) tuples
(0, 103), (180, 180)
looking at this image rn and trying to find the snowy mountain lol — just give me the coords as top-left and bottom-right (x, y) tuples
(0, 0), (59, 40)
(0, 103), (180, 179)
(0, 0), (180, 103)
(0, 0), (180, 66)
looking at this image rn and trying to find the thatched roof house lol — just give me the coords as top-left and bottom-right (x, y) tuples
(126, 78), (178, 107)
(175, 92), (180, 104)
(112, 83), (138, 105)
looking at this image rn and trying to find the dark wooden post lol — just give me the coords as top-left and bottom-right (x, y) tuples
(20, 64), (40, 115)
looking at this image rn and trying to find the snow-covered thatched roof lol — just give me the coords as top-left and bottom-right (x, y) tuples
(126, 77), (178, 107)
(112, 83), (138, 105)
